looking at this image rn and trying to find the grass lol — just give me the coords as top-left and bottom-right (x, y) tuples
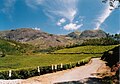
(0, 54), (102, 71)
(54, 45), (118, 53)
(0, 45), (117, 71)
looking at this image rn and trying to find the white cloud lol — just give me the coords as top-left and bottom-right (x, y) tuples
(95, 5), (112, 30)
(94, 1), (119, 30)
(59, 18), (66, 23)
(1, 0), (16, 14)
(25, 0), (43, 9)
(75, 21), (79, 23)
(33, 27), (41, 30)
(25, 0), (78, 22)
(57, 22), (62, 26)
(1, 0), (16, 20)
(44, 0), (78, 22)
(64, 23), (83, 30)
(57, 18), (66, 26)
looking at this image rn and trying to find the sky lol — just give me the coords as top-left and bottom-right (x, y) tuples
(0, 0), (119, 34)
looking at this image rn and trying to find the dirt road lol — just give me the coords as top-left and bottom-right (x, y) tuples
(21, 58), (110, 84)
(0, 58), (110, 84)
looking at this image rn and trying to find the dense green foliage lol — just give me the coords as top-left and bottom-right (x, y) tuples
(101, 45), (120, 84)
(82, 38), (119, 46)
(101, 46), (119, 67)
(0, 38), (34, 55)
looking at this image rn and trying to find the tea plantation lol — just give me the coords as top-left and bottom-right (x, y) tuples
(0, 44), (118, 79)
(0, 45), (118, 71)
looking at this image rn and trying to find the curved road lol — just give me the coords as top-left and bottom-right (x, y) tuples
(0, 58), (110, 84)
(22, 58), (109, 84)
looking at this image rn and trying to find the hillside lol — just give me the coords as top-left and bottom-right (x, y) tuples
(67, 31), (81, 39)
(0, 28), (112, 50)
(0, 38), (33, 55)
(0, 28), (75, 49)
(79, 29), (107, 39)
(54, 45), (117, 54)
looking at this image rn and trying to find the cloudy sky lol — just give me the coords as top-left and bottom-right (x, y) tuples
(0, 0), (119, 34)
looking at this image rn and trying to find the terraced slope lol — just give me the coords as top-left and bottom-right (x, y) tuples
(54, 45), (117, 53)
(0, 45), (117, 71)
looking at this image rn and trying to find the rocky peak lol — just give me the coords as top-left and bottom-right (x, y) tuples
(79, 29), (107, 39)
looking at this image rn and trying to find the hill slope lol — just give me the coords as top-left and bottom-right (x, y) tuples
(67, 31), (81, 38)
(0, 38), (33, 55)
(0, 28), (109, 49)
(0, 28), (75, 49)
(79, 30), (107, 39)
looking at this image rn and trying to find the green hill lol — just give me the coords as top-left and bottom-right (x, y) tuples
(0, 38), (33, 56)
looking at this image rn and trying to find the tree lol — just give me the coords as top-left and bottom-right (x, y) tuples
(114, 34), (120, 41)
(102, 0), (120, 10)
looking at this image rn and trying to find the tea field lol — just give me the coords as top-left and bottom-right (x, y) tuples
(0, 45), (117, 71)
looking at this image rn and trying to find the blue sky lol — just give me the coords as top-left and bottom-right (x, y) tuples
(0, 0), (119, 34)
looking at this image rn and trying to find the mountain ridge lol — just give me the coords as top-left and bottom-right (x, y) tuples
(0, 28), (107, 49)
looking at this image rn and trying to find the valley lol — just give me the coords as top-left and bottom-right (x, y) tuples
(0, 28), (119, 83)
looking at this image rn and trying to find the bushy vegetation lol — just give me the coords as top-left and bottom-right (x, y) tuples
(36, 37), (119, 53)
(101, 45), (120, 84)
(0, 38), (34, 55)
(0, 58), (90, 79)
(82, 38), (119, 46)
(101, 46), (119, 67)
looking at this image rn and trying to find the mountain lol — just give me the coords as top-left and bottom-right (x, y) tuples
(67, 31), (81, 38)
(0, 28), (75, 49)
(0, 28), (47, 42)
(0, 28), (108, 49)
(79, 30), (107, 39)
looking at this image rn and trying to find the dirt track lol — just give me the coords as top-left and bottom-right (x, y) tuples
(21, 58), (110, 84)
(0, 58), (111, 84)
